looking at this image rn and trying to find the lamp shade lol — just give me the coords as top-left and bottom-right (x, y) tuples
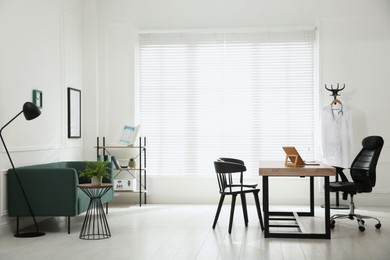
(22, 102), (41, 120)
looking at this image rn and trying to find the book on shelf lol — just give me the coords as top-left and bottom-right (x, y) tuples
(111, 156), (121, 170)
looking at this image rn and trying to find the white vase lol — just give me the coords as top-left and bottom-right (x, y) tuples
(91, 176), (102, 186)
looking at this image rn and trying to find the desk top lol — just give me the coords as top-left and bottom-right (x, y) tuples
(259, 161), (335, 177)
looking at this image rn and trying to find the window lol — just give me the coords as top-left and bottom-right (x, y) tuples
(139, 29), (316, 175)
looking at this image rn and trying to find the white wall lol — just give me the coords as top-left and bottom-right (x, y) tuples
(84, 0), (390, 206)
(0, 0), (83, 227)
(1, 1), (389, 232)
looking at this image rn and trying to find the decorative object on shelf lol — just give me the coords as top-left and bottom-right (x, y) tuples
(119, 125), (140, 145)
(0, 102), (45, 238)
(79, 160), (111, 186)
(114, 179), (132, 191)
(32, 89), (43, 109)
(67, 87), (81, 138)
(128, 157), (136, 168)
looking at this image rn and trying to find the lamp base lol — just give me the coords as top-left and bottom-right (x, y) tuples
(15, 232), (45, 238)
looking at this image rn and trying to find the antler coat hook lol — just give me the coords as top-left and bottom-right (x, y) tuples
(325, 83), (345, 99)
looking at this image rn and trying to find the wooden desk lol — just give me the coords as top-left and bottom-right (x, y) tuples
(259, 161), (335, 239)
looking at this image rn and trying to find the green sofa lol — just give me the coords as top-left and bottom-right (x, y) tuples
(7, 161), (114, 234)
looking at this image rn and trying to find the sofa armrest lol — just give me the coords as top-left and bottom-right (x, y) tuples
(7, 168), (79, 217)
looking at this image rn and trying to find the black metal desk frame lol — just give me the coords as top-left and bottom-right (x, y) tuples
(261, 163), (333, 239)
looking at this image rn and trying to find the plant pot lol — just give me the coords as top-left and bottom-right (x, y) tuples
(91, 176), (102, 186)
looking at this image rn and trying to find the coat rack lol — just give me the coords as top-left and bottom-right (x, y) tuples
(325, 83), (345, 104)
(322, 83), (349, 210)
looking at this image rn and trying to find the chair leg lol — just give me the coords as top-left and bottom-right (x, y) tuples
(330, 194), (381, 231)
(213, 195), (225, 229)
(253, 191), (264, 231)
(240, 193), (249, 227)
(229, 194), (237, 234)
(331, 213), (381, 231)
(356, 214), (381, 225)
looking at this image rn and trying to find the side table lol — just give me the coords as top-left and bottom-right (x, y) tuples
(77, 184), (113, 240)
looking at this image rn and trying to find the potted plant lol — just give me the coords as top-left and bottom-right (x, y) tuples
(79, 160), (111, 186)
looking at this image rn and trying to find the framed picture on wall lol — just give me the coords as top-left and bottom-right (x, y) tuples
(32, 89), (43, 109)
(68, 87), (81, 138)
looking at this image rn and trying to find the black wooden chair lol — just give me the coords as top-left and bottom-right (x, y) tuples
(329, 135), (384, 232)
(218, 157), (258, 188)
(213, 161), (264, 234)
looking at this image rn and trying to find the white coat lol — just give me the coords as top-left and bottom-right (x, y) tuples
(321, 103), (354, 169)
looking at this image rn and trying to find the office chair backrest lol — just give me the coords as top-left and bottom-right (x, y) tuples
(214, 161), (246, 192)
(350, 136), (384, 191)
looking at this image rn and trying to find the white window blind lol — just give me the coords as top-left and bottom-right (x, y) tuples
(139, 29), (316, 176)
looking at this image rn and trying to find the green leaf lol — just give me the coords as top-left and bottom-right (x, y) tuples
(79, 160), (111, 179)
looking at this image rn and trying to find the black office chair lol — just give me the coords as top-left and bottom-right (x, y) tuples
(218, 157), (258, 188)
(213, 161), (264, 234)
(329, 135), (384, 232)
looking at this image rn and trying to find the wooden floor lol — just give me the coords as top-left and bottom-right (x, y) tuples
(1, 204), (390, 260)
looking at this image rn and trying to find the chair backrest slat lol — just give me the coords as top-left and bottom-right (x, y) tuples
(214, 161), (246, 193)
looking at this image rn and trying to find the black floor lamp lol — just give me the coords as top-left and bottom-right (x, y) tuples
(0, 102), (45, 237)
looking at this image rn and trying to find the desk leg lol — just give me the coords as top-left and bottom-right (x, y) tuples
(324, 176), (331, 239)
(310, 176), (314, 216)
(262, 176), (269, 238)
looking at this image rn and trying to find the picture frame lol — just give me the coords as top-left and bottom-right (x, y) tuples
(119, 125), (140, 145)
(32, 89), (43, 109)
(67, 87), (81, 138)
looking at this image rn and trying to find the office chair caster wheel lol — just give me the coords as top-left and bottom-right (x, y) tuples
(330, 220), (335, 229)
(375, 223), (381, 229)
(359, 225), (365, 232)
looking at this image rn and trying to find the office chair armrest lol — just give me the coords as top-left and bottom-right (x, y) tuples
(335, 166), (349, 182)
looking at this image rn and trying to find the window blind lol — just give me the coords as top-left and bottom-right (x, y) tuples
(139, 29), (316, 175)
